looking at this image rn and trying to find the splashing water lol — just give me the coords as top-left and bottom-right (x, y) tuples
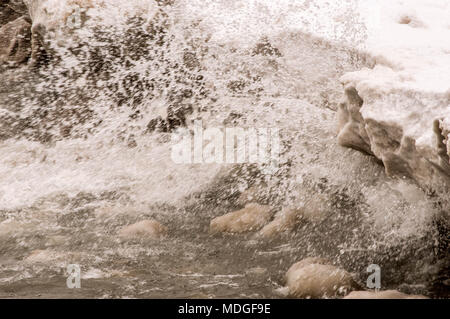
(0, 0), (448, 298)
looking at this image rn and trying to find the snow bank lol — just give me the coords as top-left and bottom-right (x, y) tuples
(338, 0), (450, 194)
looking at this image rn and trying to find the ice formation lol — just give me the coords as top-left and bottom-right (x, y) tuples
(338, 0), (450, 196)
(210, 203), (273, 234)
(285, 257), (357, 298)
(118, 219), (168, 240)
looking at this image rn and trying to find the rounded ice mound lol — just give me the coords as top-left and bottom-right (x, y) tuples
(285, 258), (356, 298)
(258, 195), (330, 238)
(118, 220), (168, 240)
(210, 203), (273, 234)
(258, 207), (302, 238)
(344, 290), (428, 299)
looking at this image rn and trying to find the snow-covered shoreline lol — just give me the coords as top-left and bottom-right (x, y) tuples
(337, 0), (450, 195)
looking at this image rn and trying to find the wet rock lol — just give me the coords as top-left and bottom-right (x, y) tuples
(210, 203), (273, 234)
(258, 207), (301, 238)
(118, 220), (168, 240)
(0, 16), (32, 65)
(285, 257), (356, 298)
(344, 290), (429, 299)
(0, 1), (28, 28)
(337, 86), (373, 155)
(258, 195), (330, 238)
(435, 118), (450, 172)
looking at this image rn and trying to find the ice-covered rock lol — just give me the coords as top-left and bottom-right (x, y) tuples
(210, 203), (273, 234)
(344, 290), (429, 299)
(285, 257), (357, 298)
(337, 0), (450, 196)
(259, 195), (330, 238)
(258, 207), (301, 238)
(118, 220), (168, 240)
